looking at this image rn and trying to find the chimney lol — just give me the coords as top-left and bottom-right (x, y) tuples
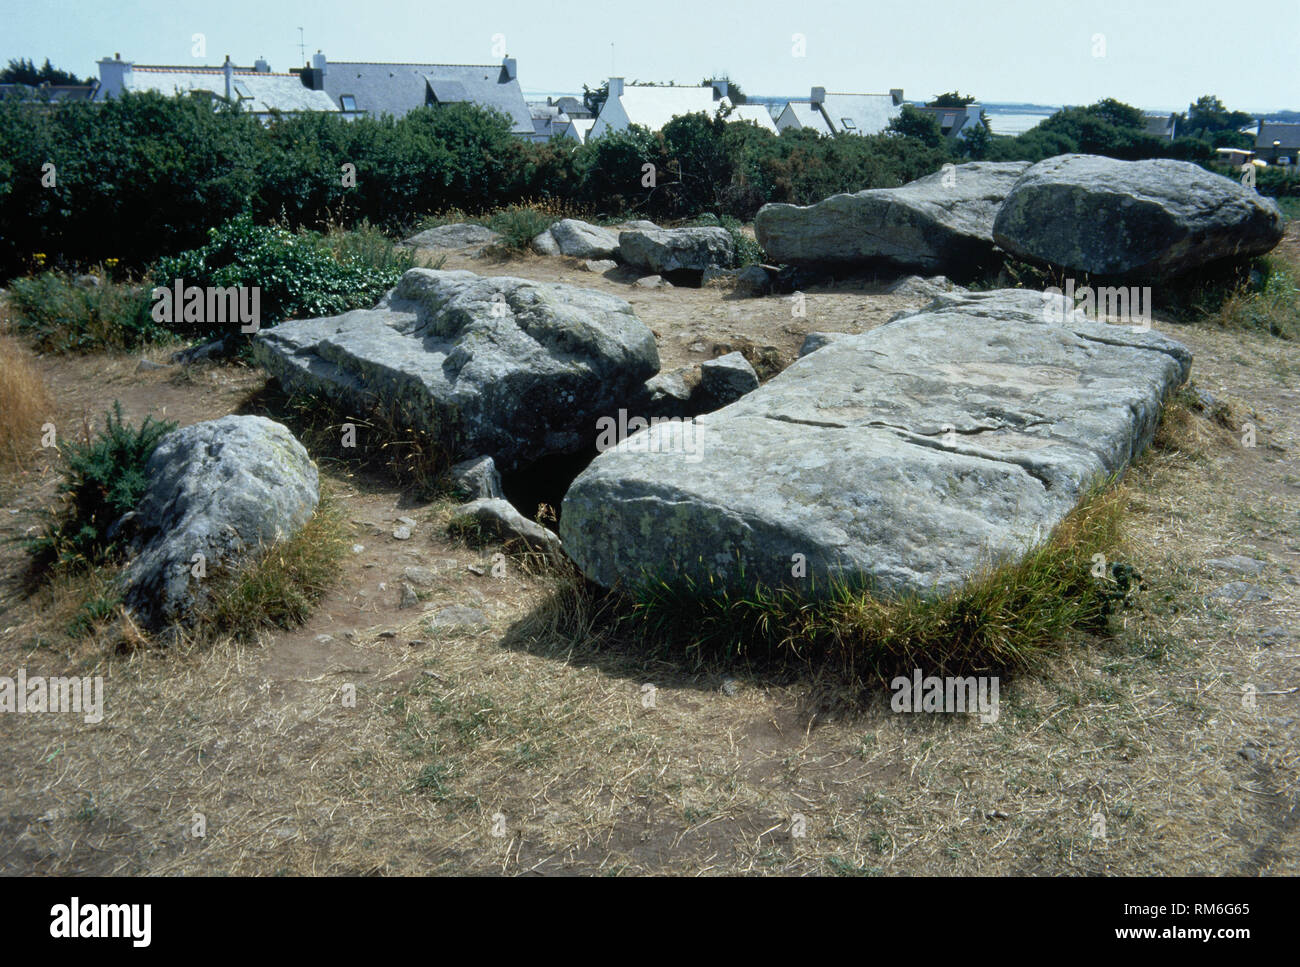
(97, 53), (134, 98)
(810, 86), (825, 105)
(222, 55), (233, 100)
(500, 56), (517, 83)
(711, 78), (729, 101)
(890, 88), (904, 105)
(312, 51), (327, 75)
(608, 76), (624, 98)
(254, 56), (270, 73)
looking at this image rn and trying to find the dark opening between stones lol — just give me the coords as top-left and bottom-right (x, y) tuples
(500, 446), (598, 532)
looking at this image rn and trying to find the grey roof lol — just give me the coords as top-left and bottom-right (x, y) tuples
(1142, 113), (1176, 138)
(819, 93), (901, 135)
(322, 62), (533, 133)
(1257, 122), (1300, 150)
(96, 67), (337, 114)
(912, 103), (983, 139)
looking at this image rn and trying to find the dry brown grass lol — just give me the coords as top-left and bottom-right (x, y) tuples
(0, 324), (53, 468)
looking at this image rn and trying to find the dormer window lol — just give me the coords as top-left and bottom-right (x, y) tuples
(841, 118), (856, 130)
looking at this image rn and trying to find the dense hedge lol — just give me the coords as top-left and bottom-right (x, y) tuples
(1, 91), (1295, 281)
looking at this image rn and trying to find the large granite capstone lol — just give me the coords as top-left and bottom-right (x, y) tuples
(561, 289), (1192, 598)
(993, 154), (1284, 279)
(254, 269), (660, 471)
(754, 161), (1031, 274)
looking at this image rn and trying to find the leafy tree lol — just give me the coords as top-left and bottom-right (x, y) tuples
(582, 81), (609, 118)
(1180, 95), (1254, 139)
(927, 91), (976, 107)
(0, 57), (89, 86)
(886, 105), (944, 148)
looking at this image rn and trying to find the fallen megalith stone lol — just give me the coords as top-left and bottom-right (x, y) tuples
(532, 219), (621, 260)
(401, 223), (502, 250)
(754, 161), (1030, 274)
(121, 415), (320, 629)
(561, 289), (1191, 598)
(619, 226), (735, 274)
(253, 268), (660, 471)
(992, 154), (1284, 279)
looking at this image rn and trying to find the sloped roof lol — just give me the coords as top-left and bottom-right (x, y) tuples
(114, 67), (337, 113)
(568, 117), (595, 142)
(729, 104), (778, 132)
(1257, 122), (1300, 150)
(322, 62), (533, 133)
(819, 93), (901, 135)
(780, 101), (833, 134)
(616, 84), (726, 131)
(912, 103), (983, 139)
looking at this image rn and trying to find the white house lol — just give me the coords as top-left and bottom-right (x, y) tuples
(588, 77), (731, 139)
(1143, 113), (1177, 141)
(94, 53), (339, 120)
(775, 87), (904, 136)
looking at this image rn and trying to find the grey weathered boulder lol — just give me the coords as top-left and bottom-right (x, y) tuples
(531, 229), (561, 256)
(121, 416), (319, 629)
(448, 498), (562, 554)
(619, 227), (734, 274)
(561, 289), (1191, 598)
(992, 154), (1284, 279)
(699, 352), (759, 407)
(448, 455), (504, 500)
(543, 219), (622, 260)
(254, 269), (659, 471)
(401, 223), (502, 250)
(754, 161), (1030, 273)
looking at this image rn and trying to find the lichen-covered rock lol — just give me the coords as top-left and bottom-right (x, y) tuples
(561, 289), (1191, 598)
(548, 219), (622, 260)
(253, 268), (660, 471)
(121, 416), (319, 629)
(755, 162), (1030, 274)
(619, 227), (735, 274)
(699, 352), (759, 407)
(448, 498), (562, 553)
(401, 223), (502, 250)
(449, 455), (504, 500)
(992, 154), (1284, 279)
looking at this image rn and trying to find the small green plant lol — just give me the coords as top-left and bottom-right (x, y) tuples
(149, 214), (408, 341)
(691, 212), (765, 267)
(6, 272), (159, 352)
(485, 203), (562, 250)
(1212, 260), (1300, 338)
(28, 402), (176, 570)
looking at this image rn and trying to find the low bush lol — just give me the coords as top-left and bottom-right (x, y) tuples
(28, 401), (176, 570)
(148, 214), (409, 341)
(5, 272), (157, 352)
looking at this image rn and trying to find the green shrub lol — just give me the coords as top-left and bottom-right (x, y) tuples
(485, 203), (561, 250)
(149, 214), (407, 341)
(29, 401), (176, 569)
(5, 272), (158, 352)
(691, 213), (764, 267)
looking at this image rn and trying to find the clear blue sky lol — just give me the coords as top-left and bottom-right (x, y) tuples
(3, 0), (1297, 111)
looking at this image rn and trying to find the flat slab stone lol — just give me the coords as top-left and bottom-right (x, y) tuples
(561, 289), (1192, 598)
(254, 269), (659, 471)
(401, 223), (502, 250)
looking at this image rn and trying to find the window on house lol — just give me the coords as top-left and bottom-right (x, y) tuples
(340, 95), (357, 112)
(233, 81), (252, 100)
(841, 118), (856, 130)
